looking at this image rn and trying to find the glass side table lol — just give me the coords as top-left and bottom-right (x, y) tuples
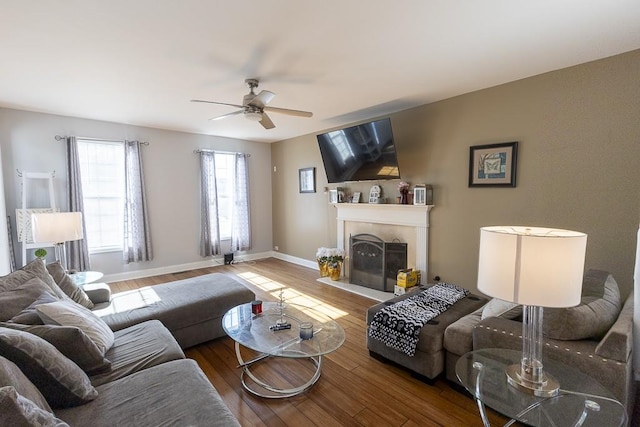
(70, 271), (104, 287)
(456, 349), (627, 427)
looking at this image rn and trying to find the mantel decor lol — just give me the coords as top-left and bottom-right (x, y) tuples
(469, 141), (518, 187)
(299, 167), (316, 193)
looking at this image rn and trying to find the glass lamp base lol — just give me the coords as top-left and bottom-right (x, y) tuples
(506, 364), (560, 397)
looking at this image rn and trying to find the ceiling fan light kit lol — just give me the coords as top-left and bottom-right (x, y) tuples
(191, 78), (312, 129)
(245, 111), (262, 121)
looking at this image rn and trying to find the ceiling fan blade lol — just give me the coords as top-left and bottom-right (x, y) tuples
(260, 112), (275, 129)
(264, 106), (313, 118)
(209, 110), (244, 121)
(249, 90), (275, 108)
(191, 99), (245, 109)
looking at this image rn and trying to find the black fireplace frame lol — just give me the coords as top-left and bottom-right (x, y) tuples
(349, 233), (407, 292)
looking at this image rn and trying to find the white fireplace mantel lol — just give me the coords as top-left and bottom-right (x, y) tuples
(334, 203), (434, 280)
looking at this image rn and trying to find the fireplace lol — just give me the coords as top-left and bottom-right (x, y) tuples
(335, 204), (433, 283)
(350, 234), (407, 292)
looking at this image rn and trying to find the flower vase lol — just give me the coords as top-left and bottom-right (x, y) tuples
(400, 190), (409, 204)
(328, 261), (342, 280)
(318, 260), (329, 277)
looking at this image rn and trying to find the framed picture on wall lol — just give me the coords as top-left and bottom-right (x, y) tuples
(299, 167), (316, 193)
(469, 141), (518, 187)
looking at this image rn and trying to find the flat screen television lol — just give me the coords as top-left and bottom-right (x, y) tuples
(317, 118), (401, 183)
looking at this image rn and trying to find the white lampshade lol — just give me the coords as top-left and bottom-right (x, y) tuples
(477, 226), (587, 308)
(31, 212), (84, 244)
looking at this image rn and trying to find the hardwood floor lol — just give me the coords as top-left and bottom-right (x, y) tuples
(108, 258), (506, 426)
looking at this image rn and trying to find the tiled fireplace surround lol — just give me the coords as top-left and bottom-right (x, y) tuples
(326, 204), (433, 299)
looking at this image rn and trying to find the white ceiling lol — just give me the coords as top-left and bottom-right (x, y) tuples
(1, 1), (639, 143)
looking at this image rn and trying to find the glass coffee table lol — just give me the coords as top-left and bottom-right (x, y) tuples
(456, 349), (627, 426)
(222, 301), (345, 398)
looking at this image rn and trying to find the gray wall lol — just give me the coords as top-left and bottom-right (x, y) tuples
(0, 108), (273, 277)
(272, 49), (640, 297)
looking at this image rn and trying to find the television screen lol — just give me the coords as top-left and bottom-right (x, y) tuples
(317, 118), (401, 183)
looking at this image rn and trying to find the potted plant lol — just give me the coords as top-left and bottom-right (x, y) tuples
(317, 247), (345, 280)
(34, 248), (47, 260)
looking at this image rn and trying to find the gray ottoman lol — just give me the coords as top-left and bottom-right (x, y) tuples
(95, 273), (255, 348)
(366, 285), (487, 381)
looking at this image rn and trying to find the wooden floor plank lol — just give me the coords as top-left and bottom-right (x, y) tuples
(108, 258), (506, 426)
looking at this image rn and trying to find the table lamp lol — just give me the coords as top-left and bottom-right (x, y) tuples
(31, 212), (84, 271)
(477, 226), (587, 397)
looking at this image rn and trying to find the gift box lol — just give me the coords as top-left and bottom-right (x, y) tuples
(396, 269), (418, 288)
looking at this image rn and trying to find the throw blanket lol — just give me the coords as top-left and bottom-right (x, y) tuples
(368, 283), (470, 356)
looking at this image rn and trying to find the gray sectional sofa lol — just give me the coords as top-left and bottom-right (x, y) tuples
(367, 269), (634, 416)
(0, 258), (255, 426)
(444, 269), (635, 415)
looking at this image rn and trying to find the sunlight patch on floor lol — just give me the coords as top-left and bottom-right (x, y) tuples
(237, 272), (348, 320)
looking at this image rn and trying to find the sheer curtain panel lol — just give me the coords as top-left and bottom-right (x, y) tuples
(65, 137), (91, 271)
(123, 140), (153, 263)
(199, 152), (220, 256)
(231, 153), (251, 251)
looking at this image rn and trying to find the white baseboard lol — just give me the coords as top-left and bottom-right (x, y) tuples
(101, 251), (274, 283)
(270, 251), (318, 270)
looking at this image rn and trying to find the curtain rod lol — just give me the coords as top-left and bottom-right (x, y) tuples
(194, 149), (250, 157)
(54, 135), (149, 145)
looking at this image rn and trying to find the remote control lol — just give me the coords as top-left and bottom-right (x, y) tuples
(269, 323), (291, 331)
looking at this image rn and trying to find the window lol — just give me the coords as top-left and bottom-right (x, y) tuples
(212, 153), (234, 240)
(76, 140), (125, 252)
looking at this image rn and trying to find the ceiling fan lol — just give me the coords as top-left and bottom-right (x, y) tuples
(191, 78), (313, 129)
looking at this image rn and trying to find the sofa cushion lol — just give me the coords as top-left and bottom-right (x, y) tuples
(481, 298), (522, 320)
(36, 300), (115, 354)
(0, 322), (111, 374)
(90, 320), (185, 387)
(0, 277), (59, 322)
(96, 273), (255, 348)
(0, 258), (68, 300)
(0, 327), (98, 408)
(544, 269), (621, 340)
(46, 262), (94, 309)
(56, 359), (240, 427)
(0, 355), (52, 413)
(0, 386), (69, 427)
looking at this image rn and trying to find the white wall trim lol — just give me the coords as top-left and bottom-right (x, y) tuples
(101, 251), (274, 283)
(270, 251), (318, 270)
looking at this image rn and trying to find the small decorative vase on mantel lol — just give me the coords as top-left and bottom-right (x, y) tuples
(400, 190), (409, 205)
(398, 181), (410, 205)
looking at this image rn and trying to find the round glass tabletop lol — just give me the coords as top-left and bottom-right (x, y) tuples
(222, 302), (345, 359)
(456, 348), (627, 426)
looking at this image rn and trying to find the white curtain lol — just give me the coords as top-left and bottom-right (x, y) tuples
(123, 140), (153, 263)
(199, 152), (220, 256)
(65, 137), (91, 271)
(199, 152), (251, 257)
(231, 153), (251, 252)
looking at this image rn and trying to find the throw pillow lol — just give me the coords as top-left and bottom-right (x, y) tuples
(46, 262), (94, 309)
(0, 258), (68, 300)
(481, 298), (522, 320)
(0, 327), (98, 408)
(0, 277), (60, 322)
(36, 300), (115, 355)
(0, 355), (52, 413)
(0, 386), (70, 427)
(9, 290), (59, 324)
(0, 322), (111, 374)
(544, 269), (622, 340)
